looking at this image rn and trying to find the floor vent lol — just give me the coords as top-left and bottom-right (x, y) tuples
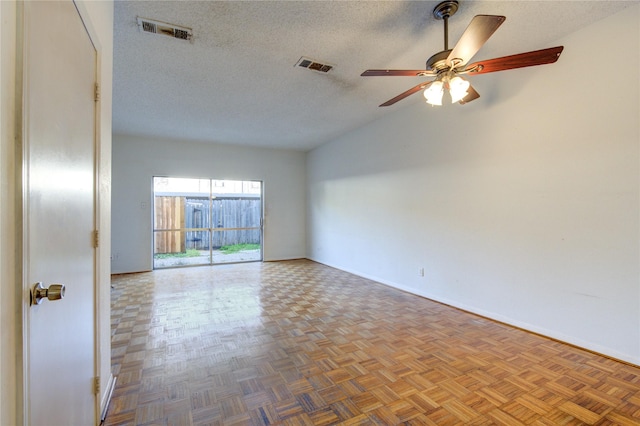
(295, 57), (334, 74)
(137, 17), (193, 42)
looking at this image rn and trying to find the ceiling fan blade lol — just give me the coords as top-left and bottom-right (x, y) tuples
(447, 15), (506, 67)
(464, 46), (564, 75)
(361, 69), (436, 77)
(458, 85), (480, 105)
(379, 81), (432, 107)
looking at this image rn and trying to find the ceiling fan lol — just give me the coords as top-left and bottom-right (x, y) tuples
(361, 0), (563, 107)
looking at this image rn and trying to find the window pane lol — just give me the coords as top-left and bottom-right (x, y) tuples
(154, 177), (210, 230)
(153, 230), (212, 268)
(212, 230), (261, 263)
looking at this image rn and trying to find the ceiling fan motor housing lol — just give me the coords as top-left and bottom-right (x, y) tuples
(426, 49), (452, 72)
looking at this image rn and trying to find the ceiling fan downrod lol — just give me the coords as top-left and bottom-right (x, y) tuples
(433, 0), (459, 51)
(427, 0), (459, 72)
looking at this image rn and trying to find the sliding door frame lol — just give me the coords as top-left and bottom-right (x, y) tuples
(152, 176), (263, 269)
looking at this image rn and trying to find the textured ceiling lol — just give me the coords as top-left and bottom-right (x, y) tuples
(113, 1), (631, 151)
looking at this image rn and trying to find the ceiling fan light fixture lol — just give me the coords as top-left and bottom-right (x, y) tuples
(424, 81), (444, 106)
(449, 76), (470, 103)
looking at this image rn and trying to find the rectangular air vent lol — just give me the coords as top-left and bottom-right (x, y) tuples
(295, 57), (334, 74)
(137, 17), (193, 42)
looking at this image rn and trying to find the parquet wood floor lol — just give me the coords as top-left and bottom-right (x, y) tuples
(105, 260), (640, 425)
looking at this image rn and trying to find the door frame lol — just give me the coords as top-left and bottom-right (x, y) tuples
(18, 1), (107, 424)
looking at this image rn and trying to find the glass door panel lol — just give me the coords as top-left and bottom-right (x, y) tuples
(153, 177), (262, 269)
(212, 230), (262, 263)
(153, 230), (212, 268)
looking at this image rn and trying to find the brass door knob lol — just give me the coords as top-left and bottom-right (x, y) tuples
(31, 282), (66, 305)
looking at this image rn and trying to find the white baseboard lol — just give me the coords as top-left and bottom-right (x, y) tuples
(307, 257), (640, 367)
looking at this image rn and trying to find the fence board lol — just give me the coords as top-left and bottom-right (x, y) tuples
(154, 196), (185, 254)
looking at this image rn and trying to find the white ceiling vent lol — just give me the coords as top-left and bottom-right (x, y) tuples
(295, 57), (334, 74)
(137, 17), (193, 42)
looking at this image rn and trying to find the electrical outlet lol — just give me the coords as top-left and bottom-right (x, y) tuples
(418, 268), (425, 277)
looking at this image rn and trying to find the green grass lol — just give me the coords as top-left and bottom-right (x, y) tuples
(155, 244), (261, 259)
(154, 248), (201, 259)
(220, 243), (260, 254)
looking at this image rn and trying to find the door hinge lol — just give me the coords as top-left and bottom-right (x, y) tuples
(93, 230), (99, 248)
(94, 376), (100, 394)
(94, 83), (100, 102)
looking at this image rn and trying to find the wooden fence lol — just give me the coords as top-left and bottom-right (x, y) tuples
(155, 195), (261, 254)
(154, 196), (185, 254)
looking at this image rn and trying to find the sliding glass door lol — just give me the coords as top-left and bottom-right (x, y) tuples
(153, 177), (262, 269)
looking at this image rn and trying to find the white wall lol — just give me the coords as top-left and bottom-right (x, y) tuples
(307, 5), (640, 364)
(112, 134), (306, 273)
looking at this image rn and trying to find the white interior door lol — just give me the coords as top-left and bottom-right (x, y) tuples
(23, 1), (97, 424)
